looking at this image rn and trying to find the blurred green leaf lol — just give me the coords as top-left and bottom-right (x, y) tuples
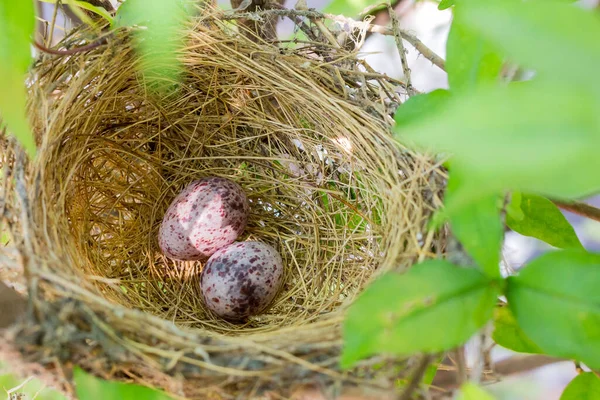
(459, 0), (600, 91)
(39, 0), (113, 25)
(506, 191), (524, 222)
(0, 0), (36, 156)
(507, 250), (600, 369)
(423, 356), (443, 386)
(560, 372), (600, 400)
(341, 260), (498, 368)
(324, 0), (382, 16)
(446, 8), (503, 93)
(456, 382), (496, 400)
(0, 362), (66, 400)
(74, 367), (173, 400)
(492, 306), (543, 354)
(396, 81), (600, 210)
(394, 89), (451, 128)
(447, 171), (502, 278)
(438, 0), (455, 10)
(507, 193), (583, 249)
(115, 0), (191, 92)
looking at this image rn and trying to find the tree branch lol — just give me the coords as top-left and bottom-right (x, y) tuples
(399, 354), (434, 400)
(552, 199), (600, 223)
(221, 8), (446, 71)
(432, 354), (563, 390)
(33, 39), (106, 56)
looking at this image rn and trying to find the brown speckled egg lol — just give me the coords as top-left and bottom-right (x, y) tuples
(158, 177), (249, 261)
(201, 241), (284, 320)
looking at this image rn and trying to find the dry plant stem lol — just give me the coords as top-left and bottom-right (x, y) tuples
(454, 347), (467, 386)
(223, 8), (446, 71)
(47, 0), (60, 46)
(399, 354), (434, 400)
(387, 4), (413, 95)
(552, 199), (600, 223)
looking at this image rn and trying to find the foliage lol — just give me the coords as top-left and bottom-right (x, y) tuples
(0, 367), (66, 400)
(456, 382), (496, 400)
(74, 367), (173, 400)
(492, 306), (542, 354)
(39, 0), (114, 25)
(115, 0), (192, 93)
(560, 372), (600, 400)
(343, 0), (600, 397)
(507, 193), (583, 249)
(0, 0), (36, 156)
(507, 250), (600, 369)
(341, 260), (499, 367)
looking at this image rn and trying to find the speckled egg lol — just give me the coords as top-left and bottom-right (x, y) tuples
(200, 241), (284, 320)
(158, 177), (249, 261)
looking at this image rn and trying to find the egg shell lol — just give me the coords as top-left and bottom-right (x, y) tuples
(201, 241), (284, 320)
(158, 177), (249, 261)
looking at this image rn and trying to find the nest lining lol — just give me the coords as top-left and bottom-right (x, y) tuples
(2, 7), (446, 397)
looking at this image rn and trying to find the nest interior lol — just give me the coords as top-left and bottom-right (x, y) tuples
(3, 8), (446, 398)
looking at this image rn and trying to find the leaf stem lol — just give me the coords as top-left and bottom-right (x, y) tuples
(552, 199), (600, 223)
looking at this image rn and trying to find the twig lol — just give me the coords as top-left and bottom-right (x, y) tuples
(471, 323), (494, 384)
(387, 4), (414, 95)
(47, 0), (60, 46)
(432, 354), (563, 390)
(552, 199), (600, 223)
(33, 39), (106, 56)
(399, 354), (434, 400)
(221, 8), (446, 71)
(454, 347), (467, 386)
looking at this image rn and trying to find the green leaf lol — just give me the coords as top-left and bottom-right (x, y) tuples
(560, 372), (600, 400)
(396, 81), (600, 210)
(447, 171), (503, 278)
(394, 89), (451, 127)
(39, 0), (113, 25)
(456, 382), (496, 400)
(438, 0), (455, 10)
(115, 0), (191, 92)
(506, 192), (524, 222)
(74, 367), (173, 400)
(446, 8), (503, 93)
(507, 193), (583, 250)
(423, 356), (443, 386)
(341, 260), (499, 368)
(0, 0), (36, 156)
(492, 306), (543, 354)
(506, 250), (600, 369)
(459, 0), (600, 91)
(324, 0), (381, 16)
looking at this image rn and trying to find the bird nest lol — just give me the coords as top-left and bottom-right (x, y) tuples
(1, 6), (446, 399)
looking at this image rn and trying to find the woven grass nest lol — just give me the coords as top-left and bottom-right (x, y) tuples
(2, 5), (447, 399)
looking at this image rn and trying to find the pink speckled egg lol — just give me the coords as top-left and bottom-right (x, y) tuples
(200, 242), (284, 320)
(158, 177), (249, 261)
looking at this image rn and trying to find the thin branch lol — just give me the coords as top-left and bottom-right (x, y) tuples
(432, 354), (563, 390)
(552, 199), (600, 223)
(399, 354), (434, 400)
(221, 8), (446, 71)
(33, 39), (106, 55)
(387, 3), (414, 95)
(454, 347), (467, 386)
